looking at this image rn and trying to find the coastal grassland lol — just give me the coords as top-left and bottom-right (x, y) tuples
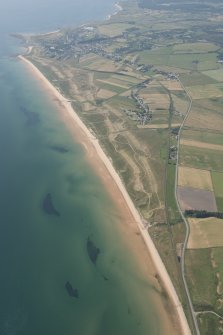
(187, 218), (223, 249)
(179, 145), (223, 171)
(149, 221), (191, 321)
(107, 95), (138, 110)
(150, 223), (182, 292)
(178, 166), (213, 191)
(212, 172), (223, 211)
(166, 164), (182, 224)
(95, 80), (127, 94)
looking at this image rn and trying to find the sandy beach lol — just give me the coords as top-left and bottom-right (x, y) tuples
(19, 54), (191, 335)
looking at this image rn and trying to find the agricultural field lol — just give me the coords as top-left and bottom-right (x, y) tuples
(185, 247), (223, 314)
(178, 166), (213, 191)
(186, 83), (223, 100)
(180, 145), (223, 171)
(139, 50), (219, 71)
(180, 139), (223, 152)
(212, 172), (223, 211)
(203, 69), (223, 82)
(181, 129), (223, 146)
(173, 42), (220, 54)
(177, 186), (217, 212)
(179, 71), (218, 86)
(98, 23), (133, 37)
(188, 217), (223, 249)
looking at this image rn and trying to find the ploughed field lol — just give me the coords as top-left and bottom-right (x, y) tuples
(26, 0), (223, 333)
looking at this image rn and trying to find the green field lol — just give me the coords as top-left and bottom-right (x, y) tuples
(166, 164), (181, 224)
(197, 313), (223, 335)
(173, 42), (220, 54)
(203, 69), (223, 82)
(96, 80), (126, 94)
(182, 130), (223, 146)
(185, 248), (217, 310)
(180, 145), (223, 171)
(139, 51), (219, 71)
(212, 171), (223, 211)
(179, 71), (218, 86)
(185, 83), (223, 100)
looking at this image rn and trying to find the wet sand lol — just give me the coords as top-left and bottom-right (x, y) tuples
(19, 54), (191, 335)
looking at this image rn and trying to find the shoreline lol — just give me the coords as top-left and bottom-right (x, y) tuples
(18, 54), (191, 335)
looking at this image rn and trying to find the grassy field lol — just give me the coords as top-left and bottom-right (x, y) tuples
(181, 129), (223, 145)
(197, 313), (223, 335)
(212, 171), (223, 211)
(166, 164), (182, 224)
(180, 145), (223, 171)
(178, 166), (213, 191)
(139, 51), (219, 71)
(180, 139), (223, 151)
(173, 42), (220, 54)
(203, 69), (223, 82)
(179, 71), (218, 86)
(185, 248), (217, 309)
(185, 108), (223, 132)
(186, 83), (223, 100)
(186, 247), (223, 325)
(188, 217), (223, 249)
(98, 23), (133, 37)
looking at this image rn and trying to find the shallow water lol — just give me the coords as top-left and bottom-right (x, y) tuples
(0, 1), (162, 334)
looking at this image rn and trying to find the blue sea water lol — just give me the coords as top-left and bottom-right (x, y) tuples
(0, 1), (163, 334)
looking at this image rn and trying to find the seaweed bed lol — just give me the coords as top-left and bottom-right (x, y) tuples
(42, 193), (60, 217)
(20, 106), (40, 126)
(50, 145), (69, 153)
(87, 237), (100, 265)
(65, 281), (79, 298)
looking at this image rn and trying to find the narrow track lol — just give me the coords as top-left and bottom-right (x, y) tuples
(174, 81), (200, 335)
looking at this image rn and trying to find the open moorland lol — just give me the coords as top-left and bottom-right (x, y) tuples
(24, 0), (223, 333)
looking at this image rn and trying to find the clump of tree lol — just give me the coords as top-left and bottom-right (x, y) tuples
(185, 210), (223, 219)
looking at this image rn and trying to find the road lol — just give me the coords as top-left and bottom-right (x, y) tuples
(174, 80), (201, 335)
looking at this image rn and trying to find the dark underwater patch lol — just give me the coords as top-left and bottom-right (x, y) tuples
(42, 193), (60, 217)
(50, 145), (69, 153)
(20, 106), (40, 126)
(65, 281), (79, 298)
(87, 237), (100, 265)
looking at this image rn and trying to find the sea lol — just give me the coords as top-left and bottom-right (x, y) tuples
(0, 1), (162, 334)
